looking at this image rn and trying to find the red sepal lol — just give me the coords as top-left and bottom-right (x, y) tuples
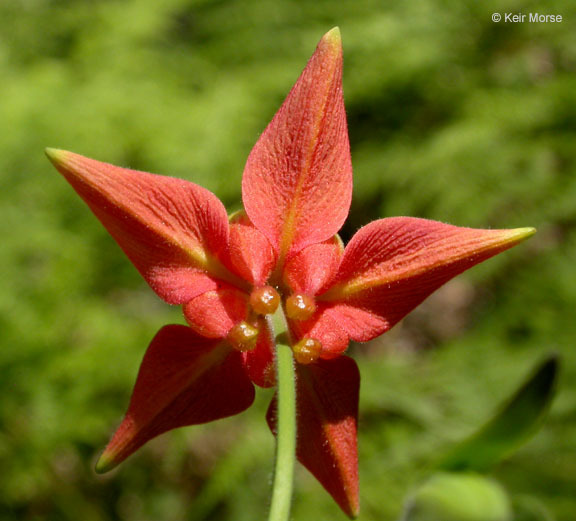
(242, 318), (276, 388)
(284, 237), (343, 296)
(242, 29), (352, 259)
(267, 356), (360, 518)
(96, 325), (254, 473)
(321, 217), (535, 341)
(223, 211), (277, 286)
(290, 306), (350, 359)
(46, 149), (236, 304)
(324, 304), (386, 343)
(183, 286), (249, 339)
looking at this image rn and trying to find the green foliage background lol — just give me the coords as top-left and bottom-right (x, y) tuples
(1, 0), (575, 519)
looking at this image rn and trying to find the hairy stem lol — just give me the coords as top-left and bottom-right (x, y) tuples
(267, 306), (296, 521)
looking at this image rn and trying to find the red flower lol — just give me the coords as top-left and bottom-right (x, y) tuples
(46, 28), (533, 518)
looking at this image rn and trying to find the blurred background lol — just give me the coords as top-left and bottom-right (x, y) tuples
(1, 0), (575, 519)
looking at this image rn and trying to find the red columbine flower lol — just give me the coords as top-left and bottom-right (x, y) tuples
(46, 28), (533, 518)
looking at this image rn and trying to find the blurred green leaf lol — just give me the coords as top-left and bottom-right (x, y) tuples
(438, 354), (559, 472)
(512, 495), (556, 521)
(402, 472), (512, 521)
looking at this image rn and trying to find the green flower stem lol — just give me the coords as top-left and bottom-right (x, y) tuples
(267, 306), (296, 521)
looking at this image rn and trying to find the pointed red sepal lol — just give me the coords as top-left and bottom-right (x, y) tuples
(267, 356), (360, 518)
(183, 286), (249, 338)
(95, 325), (254, 473)
(222, 211), (277, 286)
(321, 217), (536, 341)
(242, 28), (353, 260)
(284, 236), (343, 296)
(46, 149), (240, 304)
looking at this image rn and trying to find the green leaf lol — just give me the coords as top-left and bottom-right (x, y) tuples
(403, 472), (512, 521)
(512, 495), (556, 521)
(437, 354), (559, 472)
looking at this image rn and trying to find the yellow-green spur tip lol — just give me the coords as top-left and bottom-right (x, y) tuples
(323, 26), (341, 45)
(94, 452), (117, 474)
(509, 227), (537, 241)
(44, 147), (69, 164)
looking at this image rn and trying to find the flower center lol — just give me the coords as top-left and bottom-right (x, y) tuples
(285, 294), (316, 321)
(292, 338), (322, 364)
(246, 286), (323, 363)
(227, 321), (259, 351)
(249, 286), (281, 315)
